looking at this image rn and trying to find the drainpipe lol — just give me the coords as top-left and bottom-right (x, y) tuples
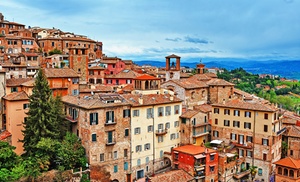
(252, 111), (257, 167)
(152, 105), (155, 177)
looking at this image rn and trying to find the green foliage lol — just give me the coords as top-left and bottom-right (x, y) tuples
(48, 48), (62, 55)
(281, 141), (288, 158)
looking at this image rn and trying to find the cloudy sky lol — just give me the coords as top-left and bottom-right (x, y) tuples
(1, 0), (300, 62)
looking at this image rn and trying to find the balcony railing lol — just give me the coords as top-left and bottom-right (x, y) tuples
(65, 116), (78, 123)
(193, 123), (209, 128)
(106, 138), (116, 146)
(105, 120), (117, 126)
(192, 131), (209, 138)
(233, 170), (250, 179)
(155, 129), (168, 135)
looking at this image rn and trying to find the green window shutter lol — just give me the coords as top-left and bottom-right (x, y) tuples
(96, 113), (98, 125)
(90, 113), (93, 125)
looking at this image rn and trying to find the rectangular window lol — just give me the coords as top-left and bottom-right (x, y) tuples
(124, 162), (128, 170)
(246, 136), (253, 143)
(133, 110), (139, 117)
(213, 131), (219, 137)
(224, 120), (230, 126)
(224, 109), (230, 115)
(11, 87), (18, 92)
(147, 108), (153, 118)
(148, 125), (153, 132)
(100, 153), (104, 162)
(123, 109), (130, 118)
(262, 139), (269, 146)
(113, 151), (118, 159)
(125, 129), (129, 137)
(124, 149), (128, 158)
(214, 108), (219, 114)
(90, 113), (98, 125)
(72, 78), (79, 84)
(165, 122), (170, 129)
(244, 122), (251, 129)
(158, 136), (164, 143)
(258, 168), (262, 176)
(247, 150), (253, 157)
(263, 154), (267, 161)
(23, 103), (29, 109)
(264, 113), (268, 119)
(234, 110), (240, 116)
(92, 133), (97, 142)
(210, 154), (215, 161)
(174, 121), (179, 127)
(264, 125), (268, 132)
(165, 106), (171, 116)
(158, 107), (164, 116)
(245, 111), (251, 118)
(107, 131), (114, 144)
(233, 120), (240, 128)
(238, 135), (244, 144)
(106, 111), (114, 123)
(239, 149), (244, 157)
(215, 119), (218, 125)
(210, 166), (215, 172)
(182, 118), (186, 124)
(174, 105), (180, 114)
(114, 165), (118, 173)
(158, 123), (164, 130)
(144, 143), (150, 150)
(136, 145), (142, 152)
(134, 127), (141, 135)
(170, 133), (176, 140)
(231, 133), (236, 140)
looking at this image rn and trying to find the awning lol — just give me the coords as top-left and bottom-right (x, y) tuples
(226, 153), (236, 158)
(210, 153), (216, 155)
(194, 154), (206, 159)
(195, 167), (205, 171)
(210, 140), (223, 144)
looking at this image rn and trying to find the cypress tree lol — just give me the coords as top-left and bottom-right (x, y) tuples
(22, 69), (60, 156)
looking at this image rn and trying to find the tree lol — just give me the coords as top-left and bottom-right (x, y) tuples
(22, 69), (60, 156)
(48, 48), (62, 56)
(281, 141), (288, 158)
(52, 96), (69, 140)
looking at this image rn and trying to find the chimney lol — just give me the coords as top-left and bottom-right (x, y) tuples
(138, 94), (143, 104)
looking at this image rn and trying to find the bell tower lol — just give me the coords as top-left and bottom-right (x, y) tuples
(165, 54), (181, 81)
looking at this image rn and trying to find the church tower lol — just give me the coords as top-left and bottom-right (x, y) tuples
(165, 54), (181, 81)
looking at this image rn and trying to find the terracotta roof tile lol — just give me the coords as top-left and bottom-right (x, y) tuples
(286, 125), (300, 138)
(275, 157), (300, 169)
(212, 99), (276, 112)
(180, 109), (199, 118)
(43, 68), (79, 78)
(173, 144), (216, 155)
(3, 91), (29, 101)
(137, 169), (193, 182)
(168, 79), (208, 89)
(105, 70), (141, 79)
(165, 54), (181, 58)
(193, 104), (212, 113)
(21, 79), (35, 87)
(134, 74), (160, 80)
(206, 78), (235, 86)
(6, 78), (34, 87)
(0, 130), (12, 140)
(233, 88), (253, 99)
(188, 74), (212, 81)
(122, 94), (181, 107)
(80, 85), (114, 93)
(88, 66), (105, 70)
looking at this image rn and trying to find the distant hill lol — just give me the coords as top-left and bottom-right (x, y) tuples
(134, 59), (300, 80)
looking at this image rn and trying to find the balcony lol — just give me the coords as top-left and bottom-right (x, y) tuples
(105, 120), (117, 126)
(193, 123), (209, 128)
(12, 59), (21, 64)
(65, 116), (78, 123)
(155, 129), (168, 135)
(192, 131), (209, 138)
(233, 170), (250, 179)
(106, 138), (116, 146)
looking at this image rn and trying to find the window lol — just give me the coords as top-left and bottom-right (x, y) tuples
(290, 150), (294, 156)
(146, 157), (149, 164)
(245, 111), (251, 118)
(113, 151), (118, 159)
(137, 159), (141, 166)
(244, 122), (251, 129)
(224, 109), (230, 115)
(174, 105), (180, 114)
(165, 122), (170, 129)
(174, 121), (179, 127)
(263, 153), (267, 160)
(72, 78), (79, 84)
(165, 106), (171, 116)
(264, 125), (268, 132)
(278, 167), (282, 175)
(170, 133), (176, 140)
(144, 143), (150, 150)
(52, 42), (54, 46)
(213, 131), (219, 137)
(182, 118), (186, 124)
(90, 113), (98, 125)
(160, 150), (164, 158)
(92, 133), (97, 142)
(72, 89), (79, 95)
(23, 103), (29, 109)
(11, 87), (18, 92)
(134, 127), (141, 135)
(224, 120), (230, 126)
(133, 110), (139, 117)
(210, 166), (215, 172)
(114, 165), (118, 173)
(239, 135), (244, 144)
(158, 107), (164, 116)
(246, 136), (253, 143)
(123, 109), (130, 118)
(124, 162), (128, 170)
(148, 125), (153, 132)
(147, 108), (153, 118)
(192, 118), (196, 125)
(215, 119), (218, 125)
(284, 168), (288, 176)
(124, 149), (128, 158)
(264, 113), (268, 119)
(233, 120), (240, 127)
(100, 153), (104, 162)
(234, 110), (240, 116)
(239, 149), (244, 157)
(158, 136), (164, 143)
(136, 145), (142, 152)
(214, 108), (219, 114)
(258, 168), (262, 176)
(231, 133), (236, 140)
(107, 131), (114, 144)
(158, 123), (164, 130)
(105, 111), (114, 123)
(210, 154), (215, 161)
(247, 150), (253, 157)
(125, 128), (129, 137)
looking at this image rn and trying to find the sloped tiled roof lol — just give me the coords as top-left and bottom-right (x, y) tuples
(180, 109), (199, 118)
(6, 78), (34, 87)
(286, 125), (300, 138)
(206, 78), (235, 86)
(21, 79), (35, 87)
(80, 85), (114, 93)
(137, 169), (194, 182)
(212, 99), (276, 112)
(134, 74), (160, 80)
(274, 157), (300, 169)
(43, 68), (79, 78)
(3, 91), (29, 101)
(188, 74), (212, 81)
(234, 88), (253, 100)
(173, 144), (216, 155)
(205, 72), (218, 78)
(193, 104), (212, 113)
(0, 130), (12, 140)
(122, 94), (181, 107)
(88, 65), (105, 70)
(105, 70), (141, 79)
(168, 79), (208, 89)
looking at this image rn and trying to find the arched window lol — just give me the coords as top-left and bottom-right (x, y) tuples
(278, 167), (282, 175)
(289, 170), (294, 178)
(284, 168), (288, 176)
